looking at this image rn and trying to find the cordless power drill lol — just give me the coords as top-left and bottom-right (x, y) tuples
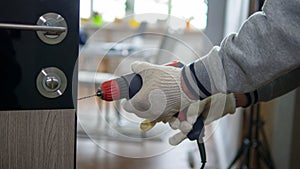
(80, 61), (204, 136)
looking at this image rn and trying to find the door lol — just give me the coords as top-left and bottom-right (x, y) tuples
(0, 0), (79, 168)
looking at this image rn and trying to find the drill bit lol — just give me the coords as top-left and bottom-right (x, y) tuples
(77, 93), (97, 100)
(77, 89), (103, 100)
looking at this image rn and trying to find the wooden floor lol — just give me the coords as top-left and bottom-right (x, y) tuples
(76, 135), (219, 169)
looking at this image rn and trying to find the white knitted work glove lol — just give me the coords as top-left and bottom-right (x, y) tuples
(122, 61), (194, 122)
(169, 93), (236, 145)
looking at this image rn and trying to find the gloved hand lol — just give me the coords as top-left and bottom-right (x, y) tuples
(122, 61), (194, 122)
(169, 93), (236, 145)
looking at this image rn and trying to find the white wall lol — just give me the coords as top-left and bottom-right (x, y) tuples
(272, 88), (300, 169)
(210, 0), (250, 168)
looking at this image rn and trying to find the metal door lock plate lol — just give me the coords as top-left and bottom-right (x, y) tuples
(36, 12), (68, 45)
(36, 67), (67, 98)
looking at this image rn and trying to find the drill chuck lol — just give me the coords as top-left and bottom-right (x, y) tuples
(99, 73), (142, 101)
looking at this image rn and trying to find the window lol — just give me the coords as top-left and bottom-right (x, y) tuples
(171, 0), (207, 29)
(93, 0), (126, 22)
(80, 0), (208, 29)
(80, 0), (92, 19)
(134, 0), (169, 15)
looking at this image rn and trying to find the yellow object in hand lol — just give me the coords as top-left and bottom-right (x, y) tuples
(140, 116), (172, 132)
(140, 119), (157, 132)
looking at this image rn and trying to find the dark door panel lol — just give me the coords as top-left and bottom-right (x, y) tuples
(0, 0), (79, 110)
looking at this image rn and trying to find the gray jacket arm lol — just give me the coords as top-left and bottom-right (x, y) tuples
(181, 0), (300, 100)
(245, 67), (300, 106)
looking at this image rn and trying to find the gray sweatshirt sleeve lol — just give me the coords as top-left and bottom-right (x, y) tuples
(182, 0), (300, 99)
(244, 67), (300, 106)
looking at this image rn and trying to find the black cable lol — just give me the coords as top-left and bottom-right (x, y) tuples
(187, 116), (206, 169)
(197, 140), (206, 169)
(186, 116), (206, 169)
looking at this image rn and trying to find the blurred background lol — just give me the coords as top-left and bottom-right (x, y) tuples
(76, 0), (300, 169)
